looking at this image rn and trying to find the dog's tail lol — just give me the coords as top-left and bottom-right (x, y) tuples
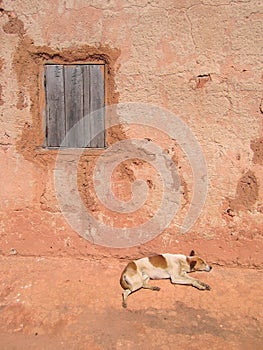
(120, 261), (137, 290)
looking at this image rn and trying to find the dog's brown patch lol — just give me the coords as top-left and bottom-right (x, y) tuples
(126, 261), (137, 272)
(149, 255), (168, 269)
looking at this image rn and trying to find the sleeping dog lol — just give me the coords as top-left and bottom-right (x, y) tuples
(120, 250), (212, 308)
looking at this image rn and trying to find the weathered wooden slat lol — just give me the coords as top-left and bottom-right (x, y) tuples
(45, 65), (65, 147)
(64, 65), (85, 148)
(83, 65), (92, 147)
(89, 65), (105, 148)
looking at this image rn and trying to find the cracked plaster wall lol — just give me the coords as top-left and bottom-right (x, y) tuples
(0, 0), (262, 266)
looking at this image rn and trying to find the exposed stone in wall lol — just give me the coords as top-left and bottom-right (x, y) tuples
(0, 84), (3, 106)
(16, 89), (28, 110)
(228, 170), (259, 212)
(189, 74), (212, 89)
(2, 13), (24, 36)
(0, 56), (4, 106)
(251, 138), (263, 165)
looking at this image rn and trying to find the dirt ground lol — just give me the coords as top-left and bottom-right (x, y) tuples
(0, 255), (262, 350)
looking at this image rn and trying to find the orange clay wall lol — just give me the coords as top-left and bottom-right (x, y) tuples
(0, 0), (262, 267)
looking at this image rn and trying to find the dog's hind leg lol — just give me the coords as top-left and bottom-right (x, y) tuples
(122, 289), (132, 308)
(122, 278), (145, 308)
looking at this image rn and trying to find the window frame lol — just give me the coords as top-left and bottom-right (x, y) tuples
(43, 63), (106, 149)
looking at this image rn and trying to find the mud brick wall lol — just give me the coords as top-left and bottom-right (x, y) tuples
(0, 0), (262, 267)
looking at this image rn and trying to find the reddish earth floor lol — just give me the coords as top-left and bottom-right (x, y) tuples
(0, 256), (262, 350)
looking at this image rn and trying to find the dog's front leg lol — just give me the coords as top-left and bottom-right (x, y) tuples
(170, 275), (210, 290)
(142, 277), (160, 291)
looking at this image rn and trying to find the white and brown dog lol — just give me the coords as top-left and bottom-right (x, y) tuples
(120, 250), (212, 308)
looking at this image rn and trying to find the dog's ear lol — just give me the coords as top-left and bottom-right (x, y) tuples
(190, 260), (197, 270)
(186, 257), (197, 270)
(189, 250), (195, 256)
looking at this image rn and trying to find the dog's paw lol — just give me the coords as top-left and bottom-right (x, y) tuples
(152, 286), (161, 291)
(201, 282), (211, 290)
(197, 281), (211, 290)
(122, 302), (127, 308)
(205, 284), (211, 291)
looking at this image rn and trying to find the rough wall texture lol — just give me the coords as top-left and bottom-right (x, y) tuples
(0, 0), (262, 267)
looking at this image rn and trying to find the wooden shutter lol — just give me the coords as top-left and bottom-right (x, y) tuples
(44, 64), (105, 148)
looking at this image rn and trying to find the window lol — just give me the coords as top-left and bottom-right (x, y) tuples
(44, 64), (105, 148)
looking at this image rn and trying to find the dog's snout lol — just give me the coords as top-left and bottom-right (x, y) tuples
(205, 265), (212, 272)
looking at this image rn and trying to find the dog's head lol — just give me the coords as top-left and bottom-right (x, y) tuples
(186, 250), (212, 272)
